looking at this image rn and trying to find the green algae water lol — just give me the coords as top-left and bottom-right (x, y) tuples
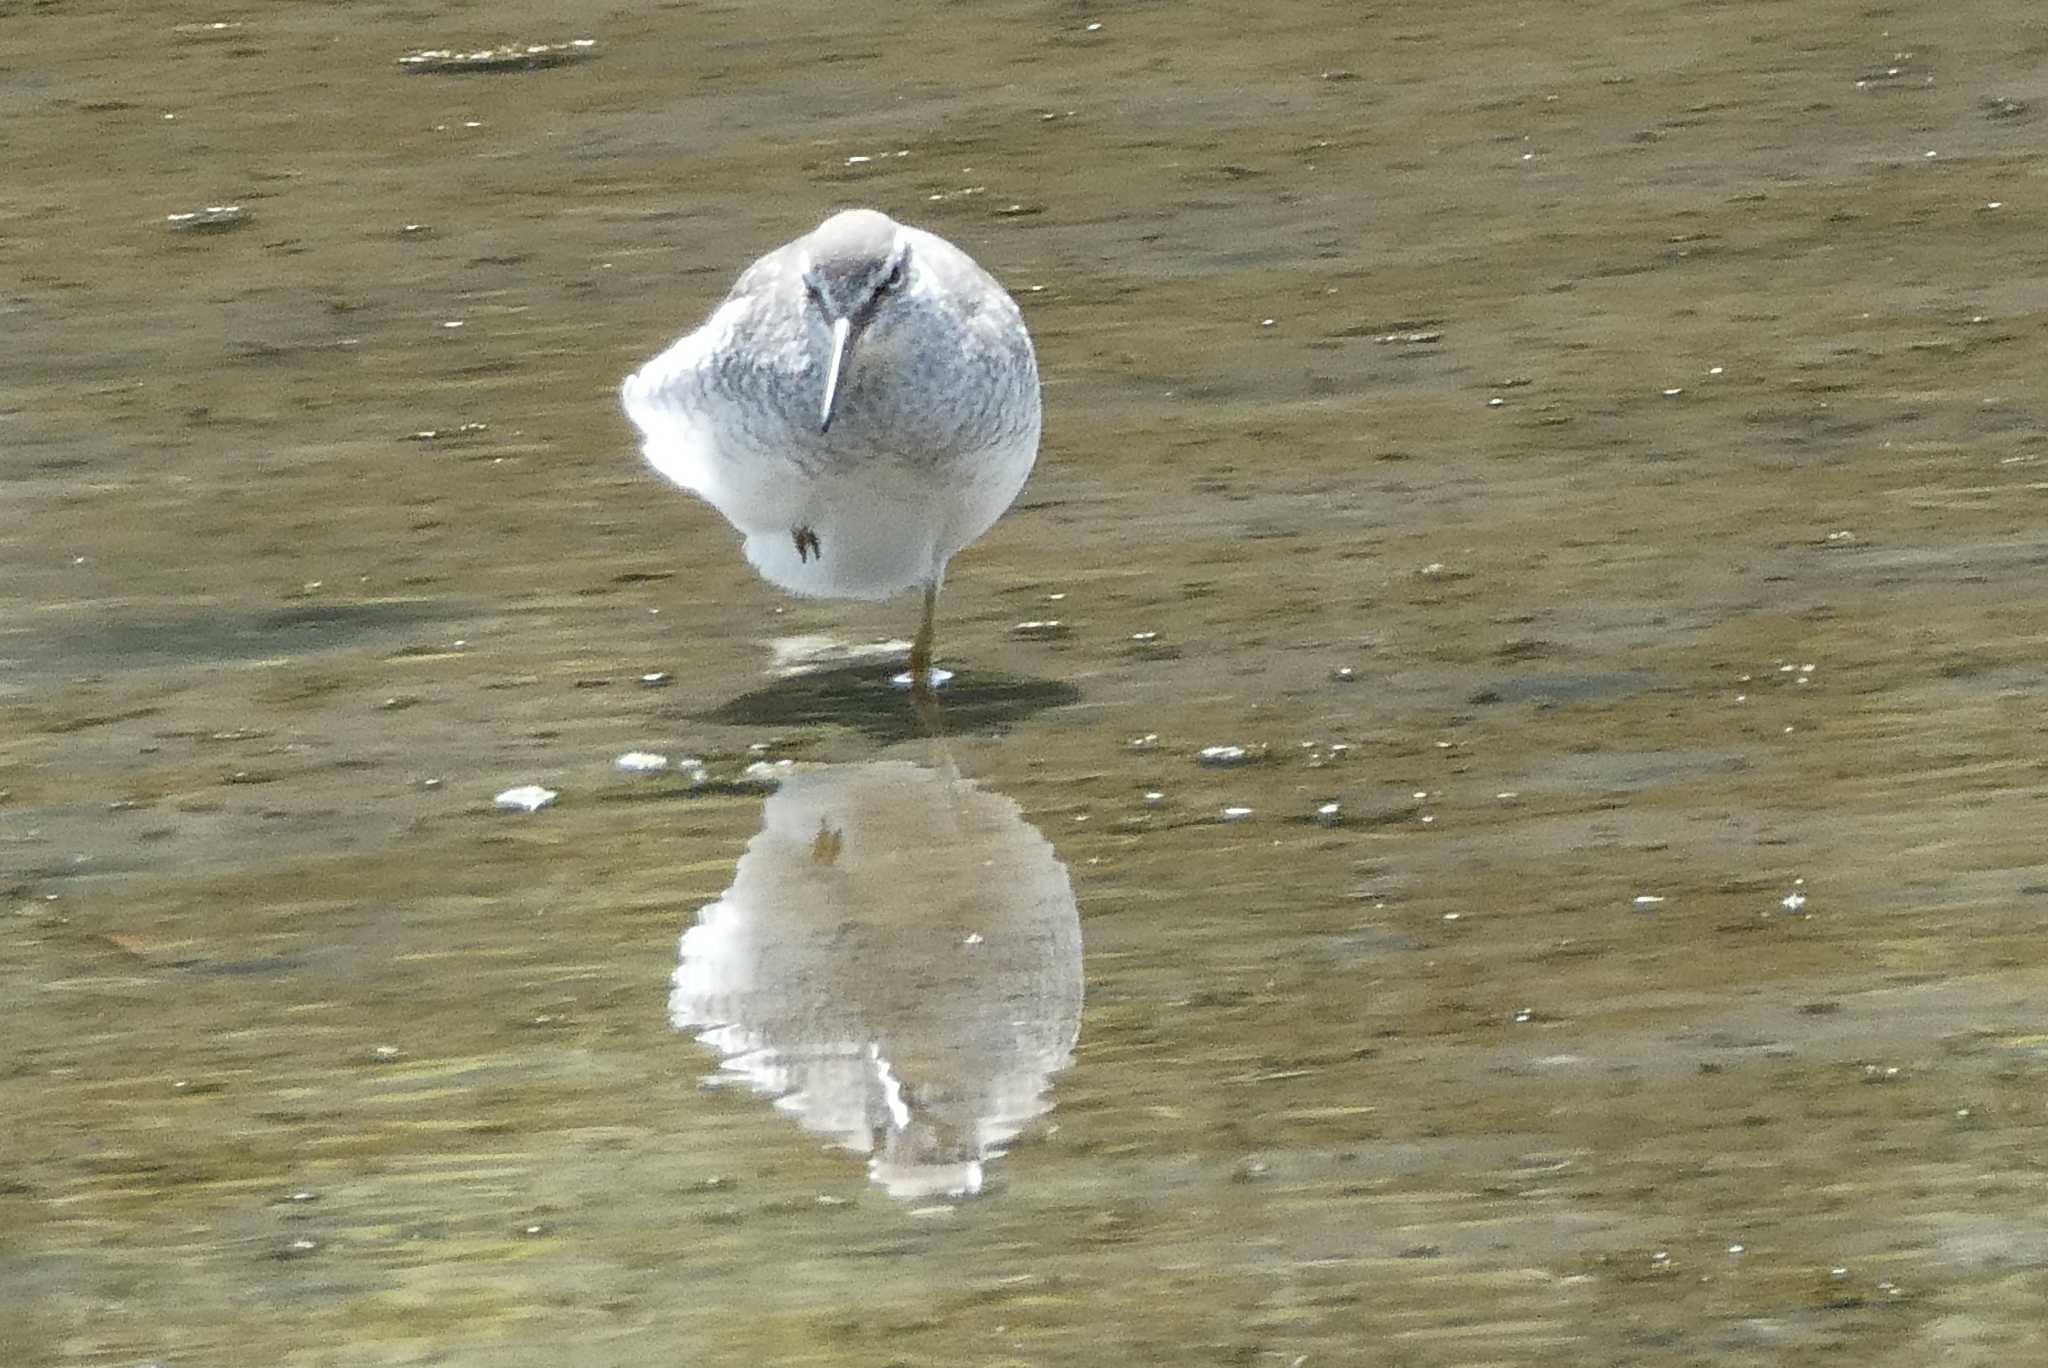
(6, 1), (2048, 1363)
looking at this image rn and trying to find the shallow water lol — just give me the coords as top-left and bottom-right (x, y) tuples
(6, 1), (2048, 1364)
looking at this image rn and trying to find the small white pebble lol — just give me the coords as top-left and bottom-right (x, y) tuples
(1220, 805), (1253, 822)
(495, 785), (557, 812)
(1633, 895), (1665, 907)
(615, 751), (669, 773)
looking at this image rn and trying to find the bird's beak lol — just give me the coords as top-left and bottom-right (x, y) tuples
(819, 315), (854, 433)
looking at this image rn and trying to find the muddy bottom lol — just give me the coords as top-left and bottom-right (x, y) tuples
(5, 2), (2048, 1365)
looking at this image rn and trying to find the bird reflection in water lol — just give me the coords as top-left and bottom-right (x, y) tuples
(670, 761), (1082, 1199)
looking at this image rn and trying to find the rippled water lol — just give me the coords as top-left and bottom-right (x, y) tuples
(7, 2), (2048, 1364)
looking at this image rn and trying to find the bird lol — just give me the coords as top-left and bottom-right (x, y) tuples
(620, 208), (1042, 695)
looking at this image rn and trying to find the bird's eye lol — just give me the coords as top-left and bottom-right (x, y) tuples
(880, 261), (905, 293)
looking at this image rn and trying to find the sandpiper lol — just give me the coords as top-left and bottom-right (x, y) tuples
(621, 208), (1041, 691)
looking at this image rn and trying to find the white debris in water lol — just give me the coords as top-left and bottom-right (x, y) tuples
(1633, 894), (1665, 907)
(494, 785), (557, 812)
(889, 666), (954, 690)
(1011, 619), (1071, 640)
(1782, 891), (1807, 912)
(615, 752), (669, 773)
(743, 759), (794, 782)
(1197, 744), (1253, 766)
(768, 634), (907, 677)
(1313, 801), (1343, 825)
(1220, 805), (1253, 822)
(1142, 790), (1166, 807)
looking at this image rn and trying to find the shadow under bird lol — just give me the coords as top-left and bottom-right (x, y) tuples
(620, 209), (1042, 687)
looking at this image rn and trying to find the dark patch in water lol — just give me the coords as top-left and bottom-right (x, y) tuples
(16, 598), (468, 678)
(1465, 670), (1660, 706)
(701, 664), (1082, 743)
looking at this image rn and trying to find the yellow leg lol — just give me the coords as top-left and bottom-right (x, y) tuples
(909, 581), (942, 732)
(909, 581), (937, 684)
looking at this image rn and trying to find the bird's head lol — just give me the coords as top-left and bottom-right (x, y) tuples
(799, 209), (913, 432)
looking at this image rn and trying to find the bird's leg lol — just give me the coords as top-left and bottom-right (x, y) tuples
(909, 580), (942, 732)
(909, 581), (937, 691)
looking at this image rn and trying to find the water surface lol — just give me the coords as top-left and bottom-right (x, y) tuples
(6, 1), (2048, 1364)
